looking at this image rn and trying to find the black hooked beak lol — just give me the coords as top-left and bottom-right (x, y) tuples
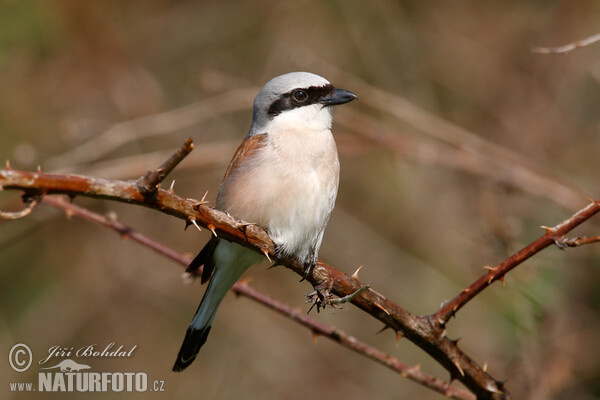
(320, 88), (357, 106)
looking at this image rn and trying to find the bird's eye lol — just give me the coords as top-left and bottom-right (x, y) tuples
(292, 90), (308, 102)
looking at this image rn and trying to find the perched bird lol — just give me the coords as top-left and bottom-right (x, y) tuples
(173, 72), (357, 372)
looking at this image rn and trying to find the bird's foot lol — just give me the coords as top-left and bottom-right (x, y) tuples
(306, 283), (370, 313)
(306, 282), (332, 314)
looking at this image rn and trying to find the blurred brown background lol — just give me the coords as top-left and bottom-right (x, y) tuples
(1, 1), (599, 399)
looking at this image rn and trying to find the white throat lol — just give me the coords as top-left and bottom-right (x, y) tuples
(267, 104), (333, 133)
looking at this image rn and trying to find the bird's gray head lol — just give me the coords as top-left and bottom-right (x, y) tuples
(249, 72), (357, 136)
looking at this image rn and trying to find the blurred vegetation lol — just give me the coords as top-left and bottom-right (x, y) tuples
(1, 1), (599, 399)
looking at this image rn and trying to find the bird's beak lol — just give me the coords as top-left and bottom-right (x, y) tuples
(320, 88), (358, 106)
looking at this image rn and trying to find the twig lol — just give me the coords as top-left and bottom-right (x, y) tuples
(0, 166), (506, 398)
(46, 88), (256, 169)
(41, 195), (474, 400)
(13, 137), (598, 398)
(0, 193), (40, 220)
(432, 200), (600, 327)
(335, 108), (587, 210)
(310, 61), (588, 210)
(137, 137), (194, 196)
(532, 32), (600, 54)
(554, 235), (600, 248)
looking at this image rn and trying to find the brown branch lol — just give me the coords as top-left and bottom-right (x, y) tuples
(0, 165), (509, 399)
(41, 195), (474, 400)
(137, 137), (194, 196)
(432, 200), (600, 326)
(532, 32), (600, 54)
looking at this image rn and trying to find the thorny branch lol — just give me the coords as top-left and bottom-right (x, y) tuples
(137, 137), (194, 197)
(2, 139), (598, 399)
(42, 195), (474, 400)
(432, 201), (600, 327)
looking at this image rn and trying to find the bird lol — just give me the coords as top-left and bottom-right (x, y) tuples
(172, 71), (357, 372)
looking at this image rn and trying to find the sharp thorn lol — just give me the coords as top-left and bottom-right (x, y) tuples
(201, 190), (209, 202)
(5, 160), (11, 169)
(540, 225), (555, 233)
(37, 165), (42, 173)
(374, 302), (390, 315)
(208, 224), (218, 237)
(190, 218), (202, 232)
(395, 331), (403, 347)
(311, 331), (318, 344)
(351, 265), (363, 280)
(168, 179), (176, 192)
(452, 360), (465, 377)
(375, 325), (391, 334)
(261, 248), (272, 262)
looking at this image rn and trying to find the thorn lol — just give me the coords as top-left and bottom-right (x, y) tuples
(261, 248), (272, 262)
(207, 224), (218, 237)
(64, 209), (74, 220)
(375, 325), (391, 334)
(499, 276), (505, 286)
(190, 218), (202, 232)
(184, 220), (192, 230)
(374, 302), (390, 315)
(351, 265), (363, 280)
(483, 265), (495, 272)
(452, 359), (465, 377)
(201, 190), (209, 202)
(540, 225), (555, 234)
(5, 160), (11, 169)
(488, 275), (494, 284)
(395, 331), (403, 347)
(37, 165), (42, 173)
(168, 180), (176, 193)
(483, 362), (488, 373)
(463, 287), (471, 293)
(311, 331), (318, 344)
(450, 337), (461, 346)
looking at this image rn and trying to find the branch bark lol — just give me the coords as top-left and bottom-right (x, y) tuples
(43, 195), (474, 399)
(0, 165), (507, 398)
(2, 141), (597, 398)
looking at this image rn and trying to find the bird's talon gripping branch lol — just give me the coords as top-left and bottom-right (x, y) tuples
(306, 282), (333, 313)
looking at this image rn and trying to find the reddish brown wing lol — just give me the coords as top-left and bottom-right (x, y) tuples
(186, 133), (268, 283)
(222, 133), (268, 183)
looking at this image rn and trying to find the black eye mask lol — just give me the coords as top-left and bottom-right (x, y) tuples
(267, 84), (335, 117)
